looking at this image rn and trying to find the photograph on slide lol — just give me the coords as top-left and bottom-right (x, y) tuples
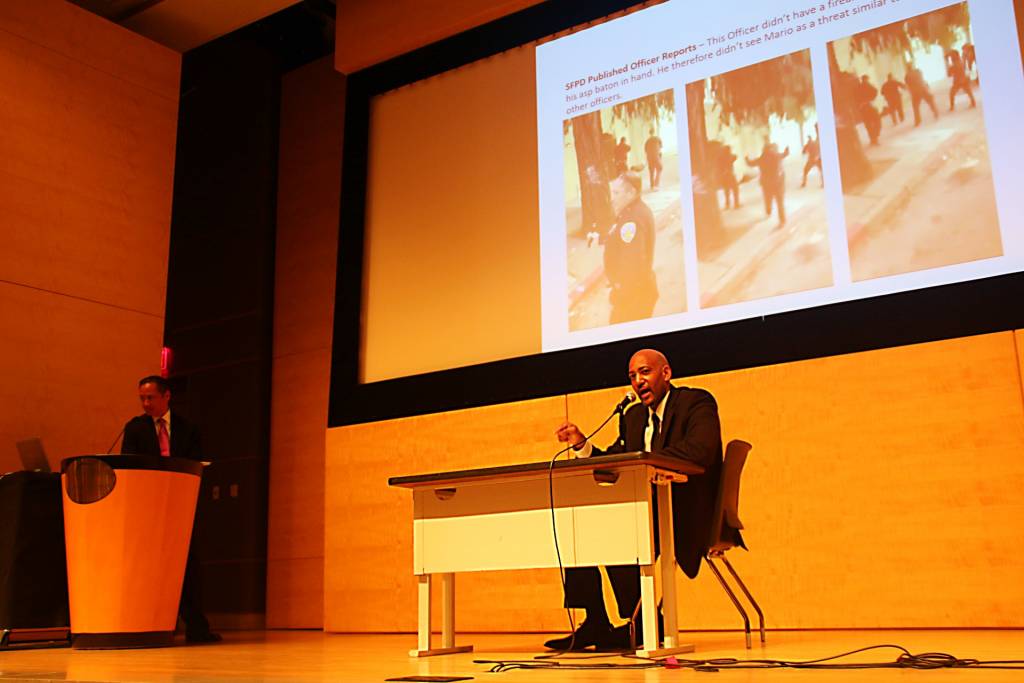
(829, 1), (1003, 281)
(562, 88), (686, 332)
(686, 48), (833, 308)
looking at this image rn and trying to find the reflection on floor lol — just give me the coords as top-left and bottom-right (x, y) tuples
(1, 629), (1022, 682)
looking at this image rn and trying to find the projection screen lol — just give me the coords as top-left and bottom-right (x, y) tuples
(333, 0), (1024, 424)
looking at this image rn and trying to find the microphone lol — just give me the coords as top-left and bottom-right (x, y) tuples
(614, 391), (635, 414)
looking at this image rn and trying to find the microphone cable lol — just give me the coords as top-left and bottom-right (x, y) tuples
(540, 399), (631, 657)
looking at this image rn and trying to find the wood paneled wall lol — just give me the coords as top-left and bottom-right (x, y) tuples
(266, 57), (345, 628)
(323, 332), (1024, 631)
(0, 0), (180, 472)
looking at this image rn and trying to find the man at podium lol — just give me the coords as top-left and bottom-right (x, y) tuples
(122, 376), (202, 459)
(121, 375), (221, 644)
(548, 349), (724, 650)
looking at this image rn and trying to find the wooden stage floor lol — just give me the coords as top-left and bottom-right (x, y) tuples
(1, 630), (1022, 682)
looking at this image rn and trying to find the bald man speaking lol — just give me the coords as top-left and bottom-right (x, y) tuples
(547, 349), (727, 651)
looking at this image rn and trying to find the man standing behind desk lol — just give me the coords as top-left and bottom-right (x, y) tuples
(546, 349), (727, 651)
(121, 375), (221, 644)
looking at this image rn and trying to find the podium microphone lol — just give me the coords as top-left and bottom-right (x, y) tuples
(614, 391), (636, 414)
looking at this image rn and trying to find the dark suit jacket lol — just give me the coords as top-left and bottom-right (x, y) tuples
(121, 413), (204, 461)
(593, 385), (723, 578)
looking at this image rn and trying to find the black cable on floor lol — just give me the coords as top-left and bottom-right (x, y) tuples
(475, 643), (1024, 673)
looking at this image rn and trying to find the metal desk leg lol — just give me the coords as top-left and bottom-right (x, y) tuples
(639, 563), (658, 652)
(409, 573), (473, 657)
(637, 481), (695, 658)
(657, 483), (679, 649)
(411, 574), (432, 656)
(441, 572), (456, 649)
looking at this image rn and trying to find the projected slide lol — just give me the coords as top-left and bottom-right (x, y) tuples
(827, 6), (1004, 281)
(686, 49), (834, 307)
(536, 0), (1024, 353)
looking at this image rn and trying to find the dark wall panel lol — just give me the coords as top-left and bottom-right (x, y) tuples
(165, 32), (281, 625)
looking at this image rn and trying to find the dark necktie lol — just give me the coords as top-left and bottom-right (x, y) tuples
(651, 414), (660, 449)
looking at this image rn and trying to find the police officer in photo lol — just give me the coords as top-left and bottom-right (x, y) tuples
(603, 171), (658, 324)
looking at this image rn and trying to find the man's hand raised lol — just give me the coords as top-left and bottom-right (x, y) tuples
(555, 421), (586, 450)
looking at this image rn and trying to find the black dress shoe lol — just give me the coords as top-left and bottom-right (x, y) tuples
(594, 623), (633, 652)
(185, 630), (222, 644)
(543, 618), (611, 651)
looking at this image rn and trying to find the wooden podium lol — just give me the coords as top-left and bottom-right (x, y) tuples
(61, 455), (202, 649)
(389, 452), (703, 657)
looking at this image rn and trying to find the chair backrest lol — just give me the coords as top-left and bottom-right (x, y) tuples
(708, 439), (752, 551)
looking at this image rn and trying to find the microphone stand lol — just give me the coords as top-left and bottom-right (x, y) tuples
(106, 427), (126, 454)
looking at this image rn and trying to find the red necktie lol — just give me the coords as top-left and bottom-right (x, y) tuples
(157, 417), (170, 457)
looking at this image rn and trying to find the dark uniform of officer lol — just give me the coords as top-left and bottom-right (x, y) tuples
(603, 173), (657, 324)
(906, 65), (939, 126)
(880, 74), (906, 125)
(745, 142), (789, 227)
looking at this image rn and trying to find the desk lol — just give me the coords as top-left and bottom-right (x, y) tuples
(389, 452), (703, 657)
